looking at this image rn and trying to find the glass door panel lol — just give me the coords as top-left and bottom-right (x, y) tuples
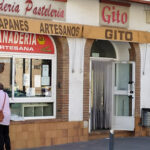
(115, 63), (130, 91)
(114, 95), (132, 116)
(112, 61), (135, 131)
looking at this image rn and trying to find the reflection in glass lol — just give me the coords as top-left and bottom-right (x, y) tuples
(11, 103), (22, 117)
(43, 103), (53, 116)
(24, 107), (34, 117)
(11, 103), (53, 118)
(115, 64), (131, 90)
(34, 107), (43, 116)
(0, 57), (12, 97)
(115, 95), (132, 116)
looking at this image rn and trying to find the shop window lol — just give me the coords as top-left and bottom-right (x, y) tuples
(0, 55), (56, 120)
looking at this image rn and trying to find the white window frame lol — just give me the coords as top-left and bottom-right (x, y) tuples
(0, 37), (57, 119)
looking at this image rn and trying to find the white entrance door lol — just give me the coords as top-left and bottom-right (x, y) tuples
(112, 61), (135, 131)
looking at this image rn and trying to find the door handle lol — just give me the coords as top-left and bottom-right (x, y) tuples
(128, 81), (134, 84)
(128, 95), (133, 99)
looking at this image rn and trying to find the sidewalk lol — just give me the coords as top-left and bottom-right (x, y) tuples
(20, 136), (150, 150)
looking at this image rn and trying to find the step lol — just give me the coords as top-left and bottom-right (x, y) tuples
(88, 130), (135, 140)
(89, 130), (109, 140)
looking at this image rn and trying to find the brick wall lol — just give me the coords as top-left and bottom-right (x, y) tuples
(53, 36), (69, 121)
(83, 39), (94, 121)
(130, 43), (141, 118)
(129, 43), (142, 136)
(10, 121), (88, 149)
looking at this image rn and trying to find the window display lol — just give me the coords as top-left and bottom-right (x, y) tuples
(0, 56), (56, 120)
(0, 31), (56, 120)
(14, 58), (52, 97)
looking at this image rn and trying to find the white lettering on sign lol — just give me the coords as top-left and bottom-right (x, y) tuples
(0, 0), (66, 21)
(100, 2), (129, 28)
(0, 31), (37, 45)
(0, 45), (34, 51)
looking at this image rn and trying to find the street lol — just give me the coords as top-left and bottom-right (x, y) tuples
(20, 136), (150, 150)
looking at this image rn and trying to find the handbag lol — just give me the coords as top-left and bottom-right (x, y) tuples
(0, 93), (6, 122)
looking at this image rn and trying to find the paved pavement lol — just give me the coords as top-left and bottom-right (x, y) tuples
(21, 136), (150, 150)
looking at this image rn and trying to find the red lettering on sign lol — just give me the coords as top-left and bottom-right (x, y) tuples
(102, 5), (128, 25)
(121, 12), (127, 24)
(25, 0), (33, 15)
(0, 0), (65, 20)
(102, 6), (111, 24)
(0, 0), (19, 13)
(25, 0), (64, 18)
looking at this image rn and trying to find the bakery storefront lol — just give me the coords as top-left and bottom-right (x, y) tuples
(1, 0), (150, 149)
(0, 0), (85, 149)
(4, 20), (83, 150)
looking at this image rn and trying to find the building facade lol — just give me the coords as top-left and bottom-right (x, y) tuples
(0, 0), (150, 149)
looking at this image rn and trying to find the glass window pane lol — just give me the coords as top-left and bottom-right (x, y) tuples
(24, 107), (34, 117)
(0, 57), (12, 97)
(11, 103), (22, 117)
(43, 103), (53, 116)
(115, 64), (131, 90)
(114, 95), (132, 116)
(34, 107), (43, 116)
(10, 103), (53, 119)
(15, 58), (27, 97)
(14, 58), (52, 97)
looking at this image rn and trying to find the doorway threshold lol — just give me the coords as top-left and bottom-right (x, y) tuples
(89, 130), (109, 140)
